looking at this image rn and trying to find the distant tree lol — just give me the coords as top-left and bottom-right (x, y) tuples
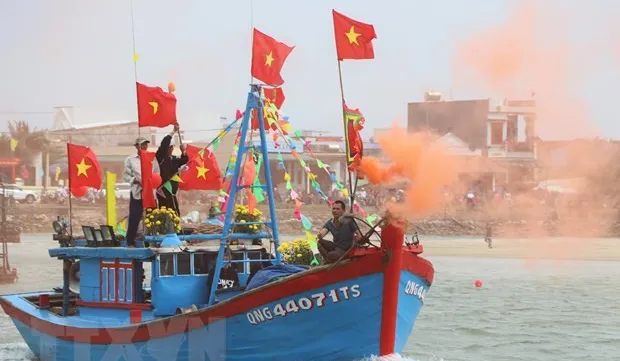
(0, 120), (50, 164)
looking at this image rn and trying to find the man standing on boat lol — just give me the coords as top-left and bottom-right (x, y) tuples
(155, 123), (188, 216)
(316, 200), (361, 263)
(124, 137), (160, 247)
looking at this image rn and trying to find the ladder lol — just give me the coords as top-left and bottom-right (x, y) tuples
(206, 84), (282, 306)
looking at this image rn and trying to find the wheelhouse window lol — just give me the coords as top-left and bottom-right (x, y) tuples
(193, 253), (212, 275)
(100, 260), (134, 304)
(177, 253), (191, 275)
(231, 252), (244, 273)
(160, 254), (174, 276)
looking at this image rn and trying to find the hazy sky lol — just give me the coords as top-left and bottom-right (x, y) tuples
(2, 0), (620, 141)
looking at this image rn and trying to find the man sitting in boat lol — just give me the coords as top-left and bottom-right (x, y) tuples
(316, 200), (361, 263)
(206, 250), (241, 292)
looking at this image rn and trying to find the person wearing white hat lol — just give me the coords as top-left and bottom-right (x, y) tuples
(123, 137), (160, 246)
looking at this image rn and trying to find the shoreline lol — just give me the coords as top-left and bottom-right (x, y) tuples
(14, 232), (620, 262)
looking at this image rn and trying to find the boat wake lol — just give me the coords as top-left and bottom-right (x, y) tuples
(0, 343), (432, 361)
(359, 354), (439, 361)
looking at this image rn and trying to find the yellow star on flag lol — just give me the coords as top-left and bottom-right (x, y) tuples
(76, 158), (92, 177)
(149, 101), (159, 114)
(265, 51), (275, 67)
(196, 162), (209, 180)
(345, 26), (361, 45)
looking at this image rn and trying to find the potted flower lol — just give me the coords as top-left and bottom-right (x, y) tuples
(232, 205), (263, 234)
(277, 239), (315, 265)
(144, 206), (182, 247)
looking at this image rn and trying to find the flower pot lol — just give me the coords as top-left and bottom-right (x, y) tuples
(160, 233), (182, 248)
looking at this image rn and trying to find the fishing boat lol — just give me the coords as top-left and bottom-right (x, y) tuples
(0, 84), (434, 361)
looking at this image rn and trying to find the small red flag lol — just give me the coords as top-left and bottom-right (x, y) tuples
(67, 143), (102, 190)
(332, 10), (377, 60)
(179, 145), (222, 191)
(136, 82), (177, 128)
(251, 87), (286, 130)
(139, 150), (157, 209)
(264, 87), (285, 109)
(251, 29), (294, 87)
(344, 103), (366, 172)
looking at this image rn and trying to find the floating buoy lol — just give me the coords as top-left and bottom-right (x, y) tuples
(474, 279), (483, 288)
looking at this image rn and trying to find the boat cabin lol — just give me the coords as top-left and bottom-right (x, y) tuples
(46, 237), (274, 320)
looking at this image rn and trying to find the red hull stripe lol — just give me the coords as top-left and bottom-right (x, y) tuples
(75, 300), (152, 311)
(402, 252), (434, 286)
(0, 251), (434, 344)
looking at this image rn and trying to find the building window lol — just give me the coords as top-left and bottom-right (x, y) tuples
(490, 122), (504, 145)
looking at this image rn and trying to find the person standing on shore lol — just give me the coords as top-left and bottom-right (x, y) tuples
(124, 137), (160, 247)
(484, 222), (493, 249)
(155, 123), (188, 216)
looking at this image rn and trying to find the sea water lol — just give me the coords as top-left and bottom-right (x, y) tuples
(0, 235), (618, 361)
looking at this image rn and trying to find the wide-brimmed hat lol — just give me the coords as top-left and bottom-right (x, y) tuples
(134, 137), (150, 145)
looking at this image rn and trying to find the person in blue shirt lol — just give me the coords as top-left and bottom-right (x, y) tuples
(316, 200), (361, 263)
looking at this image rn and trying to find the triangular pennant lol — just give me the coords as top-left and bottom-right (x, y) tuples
(163, 181), (173, 194)
(300, 214), (313, 231)
(170, 174), (184, 183)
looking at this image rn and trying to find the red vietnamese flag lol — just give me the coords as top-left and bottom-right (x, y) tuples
(251, 29), (294, 87)
(264, 87), (285, 109)
(332, 10), (377, 60)
(139, 150), (157, 209)
(179, 145), (222, 191)
(251, 87), (286, 130)
(67, 143), (102, 189)
(136, 82), (177, 127)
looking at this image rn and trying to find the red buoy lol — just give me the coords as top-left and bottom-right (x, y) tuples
(474, 279), (483, 288)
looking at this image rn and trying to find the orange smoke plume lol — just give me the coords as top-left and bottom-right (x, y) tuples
(453, 0), (601, 139)
(359, 125), (457, 218)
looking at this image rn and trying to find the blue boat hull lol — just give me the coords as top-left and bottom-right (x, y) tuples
(1, 249), (433, 361)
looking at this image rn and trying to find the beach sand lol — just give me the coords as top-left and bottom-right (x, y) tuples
(419, 236), (620, 262)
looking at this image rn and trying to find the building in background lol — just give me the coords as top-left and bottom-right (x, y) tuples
(486, 99), (538, 190)
(407, 93), (538, 193)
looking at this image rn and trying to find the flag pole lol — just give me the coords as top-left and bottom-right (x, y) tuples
(66, 143), (74, 239)
(129, 0), (141, 138)
(337, 60), (355, 213)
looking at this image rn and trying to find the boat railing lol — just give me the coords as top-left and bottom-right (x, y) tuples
(143, 232), (271, 244)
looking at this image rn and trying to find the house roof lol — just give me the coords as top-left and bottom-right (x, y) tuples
(437, 132), (482, 156)
(50, 120), (139, 132)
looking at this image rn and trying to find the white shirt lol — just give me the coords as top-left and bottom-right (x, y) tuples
(123, 154), (160, 200)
